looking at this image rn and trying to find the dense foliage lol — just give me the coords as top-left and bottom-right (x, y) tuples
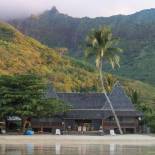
(0, 22), (100, 92)
(127, 88), (155, 132)
(0, 22), (155, 130)
(0, 74), (68, 119)
(10, 8), (155, 85)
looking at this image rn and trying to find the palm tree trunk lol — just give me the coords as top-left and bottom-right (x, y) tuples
(99, 63), (123, 135)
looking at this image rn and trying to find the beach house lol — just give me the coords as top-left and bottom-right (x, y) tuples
(31, 82), (143, 134)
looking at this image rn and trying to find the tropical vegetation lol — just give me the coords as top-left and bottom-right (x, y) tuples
(10, 7), (155, 85)
(0, 74), (68, 131)
(0, 22), (155, 131)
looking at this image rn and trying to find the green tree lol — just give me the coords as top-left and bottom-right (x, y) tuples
(127, 88), (140, 106)
(0, 74), (68, 129)
(126, 88), (155, 132)
(85, 27), (123, 134)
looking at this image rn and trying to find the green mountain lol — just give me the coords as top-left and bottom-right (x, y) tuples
(0, 21), (99, 92)
(0, 22), (154, 107)
(10, 7), (155, 85)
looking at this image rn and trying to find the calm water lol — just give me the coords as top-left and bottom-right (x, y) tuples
(0, 144), (155, 155)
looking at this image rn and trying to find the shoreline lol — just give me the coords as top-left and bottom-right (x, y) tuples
(0, 135), (155, 145)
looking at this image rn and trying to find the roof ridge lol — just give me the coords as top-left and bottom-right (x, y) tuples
(70, 109), (137, 111)
(57, 92), (106, 94)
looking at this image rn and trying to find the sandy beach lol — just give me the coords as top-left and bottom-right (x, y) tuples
(0, 135), (155, 145)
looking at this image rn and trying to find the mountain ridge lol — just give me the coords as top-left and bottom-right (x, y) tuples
(9, 8), (155, 85)
(0, 21), (155, 133)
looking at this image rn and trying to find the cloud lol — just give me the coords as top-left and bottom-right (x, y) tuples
(0, 0), (155, 20)
(0, 0), (53, 20)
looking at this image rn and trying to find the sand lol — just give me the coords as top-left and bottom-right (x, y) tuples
(0, 135), (155, 145)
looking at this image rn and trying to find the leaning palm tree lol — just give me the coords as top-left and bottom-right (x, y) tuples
(85, 27), (123, 134)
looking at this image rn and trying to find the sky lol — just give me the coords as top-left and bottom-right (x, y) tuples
(0, 0), (155, 20)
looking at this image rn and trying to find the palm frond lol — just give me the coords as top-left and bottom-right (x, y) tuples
(85, 26), (123, 70)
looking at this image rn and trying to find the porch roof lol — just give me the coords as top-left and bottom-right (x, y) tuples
(64, 110), (143, 120)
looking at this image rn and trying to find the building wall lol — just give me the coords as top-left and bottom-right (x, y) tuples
(64, 119), (75, 130)
(92, 120), (102, 130)
(103, 116), (139, 133)
(30, 116), (140, 134)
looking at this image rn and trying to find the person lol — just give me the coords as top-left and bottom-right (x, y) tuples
(23, 117), (32, 135)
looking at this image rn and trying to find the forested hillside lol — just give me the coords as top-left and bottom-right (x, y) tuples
(0, 21), (155, 129)
(0, 21), (154, 105)
(0, 22), (99, 92)
(10, 7), (155, 85)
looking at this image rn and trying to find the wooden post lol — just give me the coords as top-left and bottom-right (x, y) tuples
(102, 120), (104, 130)
(41, 127), (43, 133)
(64, 121), (66, 131)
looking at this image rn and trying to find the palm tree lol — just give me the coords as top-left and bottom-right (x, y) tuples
(85, 27), (123, 134)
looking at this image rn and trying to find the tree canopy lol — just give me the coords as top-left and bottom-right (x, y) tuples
(85, 27), (122, 69)
(0, 74), (68, 119)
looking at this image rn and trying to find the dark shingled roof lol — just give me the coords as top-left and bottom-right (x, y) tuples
(47, 82), (143, 119)
(57, 93), (107, 109)
(45, 84), (58, 99)
(64, 110), (143, 119)
(57, 82), (136, 111)
(103, 82), (136, 110)
(64, 110), (105, 119)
